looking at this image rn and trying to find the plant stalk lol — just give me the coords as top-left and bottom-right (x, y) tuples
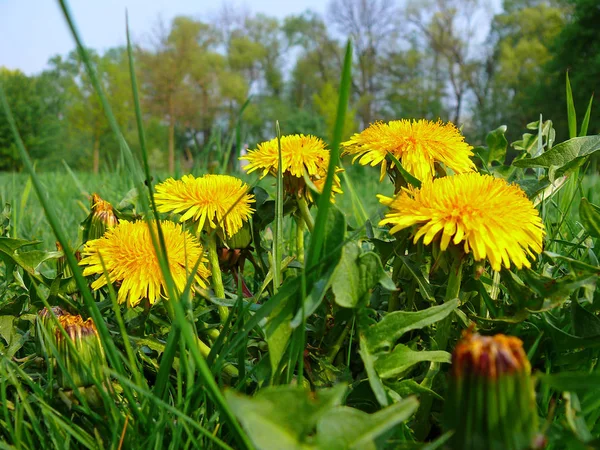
(295, 216), (305, 264)
(414, 254), (464, 440)
(207, 232), (229, 323)
(296, 195), (315, 233)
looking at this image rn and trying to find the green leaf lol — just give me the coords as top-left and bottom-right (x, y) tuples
(315, 397), (419, 450)
(398, 256), (434, 302)
(513, 178), (551, 199)
(579, 198), (600, 238)
(571, 300), (600, 338)
(373, 344), (450, 379)
(386, 379), (443, 401)
(512, 136), (600, 174)
(226, 384), (347, 450)
(332, 243), (394, 309)
(387, 151), (422, 188)
(540, 373), (600, 392)
(359, 334), (389, 407)
(485, 125), (508, 165)
(0, 315), (15, 345)
(364, 299), (459, 353)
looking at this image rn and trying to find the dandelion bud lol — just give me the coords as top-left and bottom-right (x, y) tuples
(445, 331), (538, 450)
(223, 221), (252, 251)
(37, 308), (106, 389)
(56, 242), (80, 294)
(81, 193), (118, 242)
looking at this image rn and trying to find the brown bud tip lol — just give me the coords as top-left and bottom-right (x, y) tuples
(55, 314), (99, 341)
(90, 193), (118, 228)
(452, 330), (530, 378)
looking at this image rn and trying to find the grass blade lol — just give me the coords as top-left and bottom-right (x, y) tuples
(566, 71), (577, 139)
(306, 39), (352, 273)
(579, 93), (594, 137)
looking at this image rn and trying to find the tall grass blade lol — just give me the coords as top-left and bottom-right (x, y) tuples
(306, 39), (352, 273)
(579, 94), (594, 137)
(273, 121), (284, 293)
(566, 71), (577, 139)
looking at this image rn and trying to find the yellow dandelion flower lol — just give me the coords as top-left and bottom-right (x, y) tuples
(241, 134), (342, 200)
(79, 220), (210, 307)
(378, 173), (545, 271)
(342, 119), (476, 182)
(154, 174), (255, 239)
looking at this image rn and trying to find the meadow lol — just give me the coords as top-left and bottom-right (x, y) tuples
(2, 2), (600, 450)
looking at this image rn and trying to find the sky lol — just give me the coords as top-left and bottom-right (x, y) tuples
(0, 0), (327, 75)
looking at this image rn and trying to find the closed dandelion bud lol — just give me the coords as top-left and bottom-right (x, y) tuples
(81, 193), (118, 242)
(56, 242), (80, 294)
(38, 308), (106, 389)
(224, 221), (252, 250)
(37, 306), (68, 356)
(445, 331), (538, 450)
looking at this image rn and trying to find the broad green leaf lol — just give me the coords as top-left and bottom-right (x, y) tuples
(514, 178), (551, 199)
(512, 136), (600, 173)
(579, 198), (600, 238)
(386, 379), (443, 401)
(359, 334), (389, 407)
(0, 315), (15, 345)
(225, 384), (346, 450)
(373, 344), (450, 379)
(290, 263), (337, 327)
(315, 397), (419, 450)
(364, 299), (459, 353)
(571, 300), (600, 338)
(476, 125), (508, 166)
(332, 243), (394, 309)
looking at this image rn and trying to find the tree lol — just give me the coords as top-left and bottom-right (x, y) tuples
(474, 0), (566, 141)
(328, 0), (401, 127)
(541, 0), (599, 137)
(406, 0), (490, 125)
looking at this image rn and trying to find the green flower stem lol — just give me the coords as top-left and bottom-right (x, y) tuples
(295, 216), (305, 264)
(388, 257), (404, 312)
(414, 255), (464, 440)
(325, 318), (353, 364)
(296, 195), (315, 233)
(198, 337), (239, 380)
(207, 232), (229, 323)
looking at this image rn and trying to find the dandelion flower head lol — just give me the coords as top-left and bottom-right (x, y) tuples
(342, 119), (475, 182)
(79, 220), (210, 307)
(154, 174), (255, 239)
(378, 172), (544, 271)
(241, 134), (342, 201)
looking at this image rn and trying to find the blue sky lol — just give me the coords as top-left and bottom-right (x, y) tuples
(0, 0), (327, 75)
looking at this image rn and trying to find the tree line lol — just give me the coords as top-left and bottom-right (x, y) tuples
(0, 0), (597, 173)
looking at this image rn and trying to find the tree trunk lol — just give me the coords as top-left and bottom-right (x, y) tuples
(92, 134), (100, 174)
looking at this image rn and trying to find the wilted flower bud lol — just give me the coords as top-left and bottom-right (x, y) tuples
(37, 308), (106, 389)
(445, 331), (538, 450)
(81, 193), (118, 242)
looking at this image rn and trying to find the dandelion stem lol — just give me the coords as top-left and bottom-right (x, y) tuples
(295, 216), (305, 264)
(296, 195), (315, 233)
(414, 255), (463, 439)
(207, 232), (229, 323)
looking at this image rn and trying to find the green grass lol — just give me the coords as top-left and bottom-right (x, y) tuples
(0, 163), (394, 252)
